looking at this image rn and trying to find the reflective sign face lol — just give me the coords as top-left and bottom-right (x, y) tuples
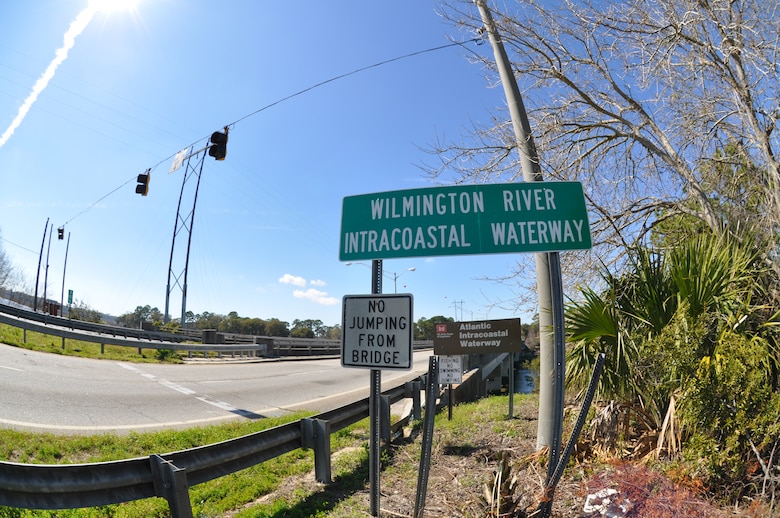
(340, 182), (591, 261)
(341, 294), (413, 370)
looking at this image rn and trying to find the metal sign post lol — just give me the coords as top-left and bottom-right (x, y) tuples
(369, 260), (381, 517)
(414, 355), (439, 518)
(340, 262), (414, 516)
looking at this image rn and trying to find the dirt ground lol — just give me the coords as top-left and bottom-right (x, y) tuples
(366, 397), (733, 517)
(242, 395), (769, 517)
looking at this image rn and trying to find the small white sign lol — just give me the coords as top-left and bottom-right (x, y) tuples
(341, 294), (413, 370)
(438, 355), (463, 384)
(169, 147), (190, 173)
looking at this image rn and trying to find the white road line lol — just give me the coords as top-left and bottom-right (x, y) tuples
(116, 362), (236, 411)
(159, 380), (196, 395)
(0, 365), (23, 372)
(0, 412), (281, 433)
(196, 396), (236, 412)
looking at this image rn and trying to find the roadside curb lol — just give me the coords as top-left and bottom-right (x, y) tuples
(181, 355), (341, 364)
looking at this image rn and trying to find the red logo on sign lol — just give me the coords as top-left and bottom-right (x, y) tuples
(436, 324), (447, 333)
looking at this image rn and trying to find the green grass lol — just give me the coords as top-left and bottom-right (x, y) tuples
(0, 413), (380, 517)
(0, 394), (543, 517)
(0, 322), (184, 363)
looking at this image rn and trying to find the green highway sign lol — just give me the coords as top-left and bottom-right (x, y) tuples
(340, 181), (591, 261)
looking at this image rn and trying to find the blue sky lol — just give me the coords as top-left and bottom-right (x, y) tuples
(0, 0), (533, 327)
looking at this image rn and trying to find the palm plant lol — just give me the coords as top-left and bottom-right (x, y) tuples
(567, 247), (675, 404)
(566, 231), (777, 465)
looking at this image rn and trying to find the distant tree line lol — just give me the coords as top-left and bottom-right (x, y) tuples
(114, 306), (335, 338)
(112, 308), (538, 342)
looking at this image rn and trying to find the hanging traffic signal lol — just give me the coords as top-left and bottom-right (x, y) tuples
(208, 130), (228, 161)
(135, 170), (150, 196)
(57, 227), (64, 240)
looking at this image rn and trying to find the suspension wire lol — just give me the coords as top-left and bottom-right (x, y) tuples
(60, 37), (482, 227)
(229, 38), (481, 128)
(63, 176), (135, 226)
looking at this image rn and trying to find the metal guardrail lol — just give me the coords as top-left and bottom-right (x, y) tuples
(0, 352), (512, 516)
(0, 310), (262, 357)
(0, 374), (430, 514)
(0, 303), (434, 358)
(0, 303), (186, 342)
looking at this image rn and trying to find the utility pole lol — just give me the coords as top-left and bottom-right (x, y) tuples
(33, 218), (48, 312)
(475, 0), (565, 467)
(450, 299), (465, 321)
(42, 224), (53, 313)
(60, 231), (71, 316)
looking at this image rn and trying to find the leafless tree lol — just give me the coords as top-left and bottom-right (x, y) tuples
(0, 232), (15, 291)
(429, 0), (780, 304)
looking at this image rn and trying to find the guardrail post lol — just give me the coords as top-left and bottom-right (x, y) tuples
(150, 454), (193, 518)
(380, 395), (391, 444)
(300, 418), (332, 483)
(405, 380), (422, 421)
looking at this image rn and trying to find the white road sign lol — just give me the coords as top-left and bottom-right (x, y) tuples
(438, 355), (463, 384)
(341, 294), (413, 370)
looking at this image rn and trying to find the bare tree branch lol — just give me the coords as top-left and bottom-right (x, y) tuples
(425, 0), (780, 296)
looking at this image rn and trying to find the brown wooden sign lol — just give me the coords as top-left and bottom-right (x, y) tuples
(433, 318), (522, 355)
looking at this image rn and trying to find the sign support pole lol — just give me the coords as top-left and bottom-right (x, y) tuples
(369, 259), (382, 517)
(509, 352), (515, 419)
(448, 384), (453, 420)
(475, 0), (563, 457)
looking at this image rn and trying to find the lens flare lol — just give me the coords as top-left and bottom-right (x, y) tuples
(89, 0), (141, 13)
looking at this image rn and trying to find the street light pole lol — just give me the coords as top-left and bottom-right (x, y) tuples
(346, 263), (415, 293)
(392, 267), (416, 293)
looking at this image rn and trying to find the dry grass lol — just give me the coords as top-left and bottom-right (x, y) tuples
(273, 394), (768, 517)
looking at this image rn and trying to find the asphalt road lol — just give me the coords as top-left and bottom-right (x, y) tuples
(0, 344), (433, 434)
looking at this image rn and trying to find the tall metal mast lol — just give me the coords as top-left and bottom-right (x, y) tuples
(164, 150), (206, 327)
(163, 128), (228, 327)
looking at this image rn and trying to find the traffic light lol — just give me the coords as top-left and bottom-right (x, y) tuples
(135, 170), (150, 196)
(208, 130), (228, 161)
(57, 227), (64, 240)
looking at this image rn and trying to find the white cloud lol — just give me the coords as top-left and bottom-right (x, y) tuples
(293, 288), (338, 305)
(278, 274), (306, 287)
(310, 279), (326, 287)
